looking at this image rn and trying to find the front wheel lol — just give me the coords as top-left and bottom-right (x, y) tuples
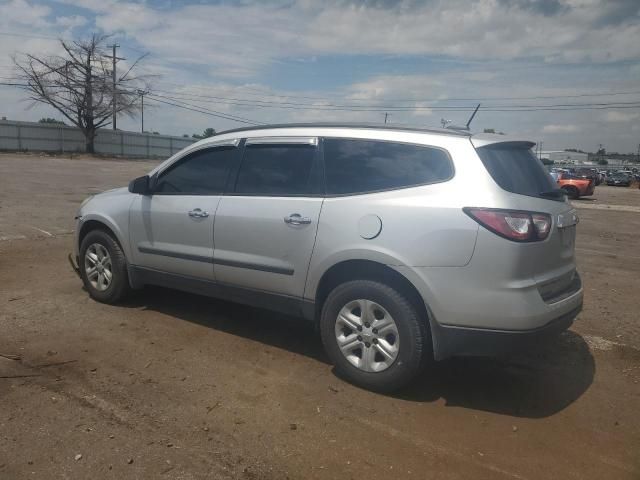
(320, 280), (429, 392)
(562, 186), (579, 200)
(79, 229), (131, 304)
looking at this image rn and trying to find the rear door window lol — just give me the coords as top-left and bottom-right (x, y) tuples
(234, 142), (318, 196)
(323, 138), (453, 195)
(475, 144), (558, 199)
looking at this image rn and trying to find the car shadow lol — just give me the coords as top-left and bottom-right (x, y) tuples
(122, 286), (594, 419)
(394, 330), (595, 418)
(122, 286), (329, 364)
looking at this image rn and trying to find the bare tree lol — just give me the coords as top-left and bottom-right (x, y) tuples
(13, 34), (149, 153)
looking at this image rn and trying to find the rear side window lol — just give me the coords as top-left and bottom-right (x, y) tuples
(476, 144), (557, 198)
(324, 138), (453, 195)
(234, 144), (317, 195)
(155, 147), (236, 194)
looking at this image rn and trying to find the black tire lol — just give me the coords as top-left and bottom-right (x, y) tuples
(79, 229), (131, 304)
(320, 280), (429, 392)
(562, 186), (579, 200)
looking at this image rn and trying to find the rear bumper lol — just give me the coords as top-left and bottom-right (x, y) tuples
(434, 303), (581, 359)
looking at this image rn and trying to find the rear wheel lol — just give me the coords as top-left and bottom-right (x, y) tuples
(79, 230), (131, 304)
(562, 186), (579, 199)
(320, 280), (428, 392)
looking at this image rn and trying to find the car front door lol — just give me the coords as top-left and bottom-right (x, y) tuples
(129, 141), (239, 280)
(213, 137), (323, 297)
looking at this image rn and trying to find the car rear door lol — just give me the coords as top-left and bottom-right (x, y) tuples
(128, 141), (239, 280)
(212, 136), (323, 297)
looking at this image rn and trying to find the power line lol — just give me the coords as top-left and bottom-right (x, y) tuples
(154, 81), (640, 103)
(146, 93), (264, 125)
(146, 87), (640, 110)
(144, 95), (263, 125)
(146, 90), (640, 112)
(0, 31), (59, 40)
(4, 81), (640, 113)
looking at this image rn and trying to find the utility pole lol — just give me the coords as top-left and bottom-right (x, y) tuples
(137, 90), (145, 133)
(538, 141), (543, 161)
(107, 44), (120, 130)
(598, 143), (604, 164)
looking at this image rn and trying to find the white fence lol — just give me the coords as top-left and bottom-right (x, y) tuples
(0, 119), (195, 158)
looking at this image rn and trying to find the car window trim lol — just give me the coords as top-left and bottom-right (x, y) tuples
(245, 136), (318, 146)
(320, 136), (455, 197)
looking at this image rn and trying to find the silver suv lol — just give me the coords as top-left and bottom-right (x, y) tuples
(72, 123), (583, 391)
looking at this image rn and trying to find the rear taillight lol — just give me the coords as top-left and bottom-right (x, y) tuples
(464, 208), (552, 242)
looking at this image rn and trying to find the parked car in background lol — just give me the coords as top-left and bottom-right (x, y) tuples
(71, 124), (583, 391)
(556, 172), (595, 199)
(607, 173), (631, 187)
(574, 168), (601, 186)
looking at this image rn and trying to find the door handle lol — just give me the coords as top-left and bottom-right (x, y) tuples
(188, 208), (209, 218)
(284, 213), (312, 225)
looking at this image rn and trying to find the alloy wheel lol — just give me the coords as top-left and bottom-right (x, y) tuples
(334, 299), (400, 372)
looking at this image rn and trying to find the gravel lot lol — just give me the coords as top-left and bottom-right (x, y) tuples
(1, 153), (639, 479)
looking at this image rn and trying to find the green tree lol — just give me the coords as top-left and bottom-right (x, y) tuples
(38, 117), (66, 125)
(192, 127), (216, 139)
(597, 158), (608, 165)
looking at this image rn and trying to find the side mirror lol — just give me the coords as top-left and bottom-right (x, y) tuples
(128, 175), (151, 195)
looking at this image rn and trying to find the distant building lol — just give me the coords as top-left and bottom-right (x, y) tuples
(540, 150), (589, 164)
(603, 158), (630, 167)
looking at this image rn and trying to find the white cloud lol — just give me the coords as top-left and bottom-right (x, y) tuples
(543, 124), (579, 133)
(2, 0), (51, 28)
(605, 111), (640, 123)
(2, 0), (640, 152)
(55, 15), (88, 29)
(49, 0), (640, 78)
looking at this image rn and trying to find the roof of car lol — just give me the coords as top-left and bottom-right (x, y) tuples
(216, 122), (472, 137)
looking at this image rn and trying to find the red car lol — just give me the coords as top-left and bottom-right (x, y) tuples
(556, 173), (595, 199)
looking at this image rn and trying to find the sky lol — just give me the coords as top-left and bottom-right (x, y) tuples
(0, 0), (639, 153)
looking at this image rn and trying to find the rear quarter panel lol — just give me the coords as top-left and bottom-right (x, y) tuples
(305, 133), (490, 301)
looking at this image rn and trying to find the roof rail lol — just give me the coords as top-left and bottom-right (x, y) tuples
(216, 122), (471, 137)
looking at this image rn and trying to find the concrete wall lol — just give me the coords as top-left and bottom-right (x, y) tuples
(0, 119), (195, 158)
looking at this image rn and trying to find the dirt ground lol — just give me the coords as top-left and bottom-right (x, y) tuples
(1, 152), (639, 479)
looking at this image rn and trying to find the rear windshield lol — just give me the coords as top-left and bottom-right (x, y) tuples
(476, 144), (558, 199)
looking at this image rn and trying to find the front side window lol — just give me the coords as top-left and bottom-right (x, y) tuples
(234, 144), (317, 195)
(154, 147), (236, 194)
(323, 138), (453, 195)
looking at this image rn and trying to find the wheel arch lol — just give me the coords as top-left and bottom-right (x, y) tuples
(78, 216), (129, 259)
(561, 184), (580, 198)
(313, 259), (430, 329)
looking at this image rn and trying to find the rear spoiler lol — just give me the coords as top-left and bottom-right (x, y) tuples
(470, 135), (536, 150)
